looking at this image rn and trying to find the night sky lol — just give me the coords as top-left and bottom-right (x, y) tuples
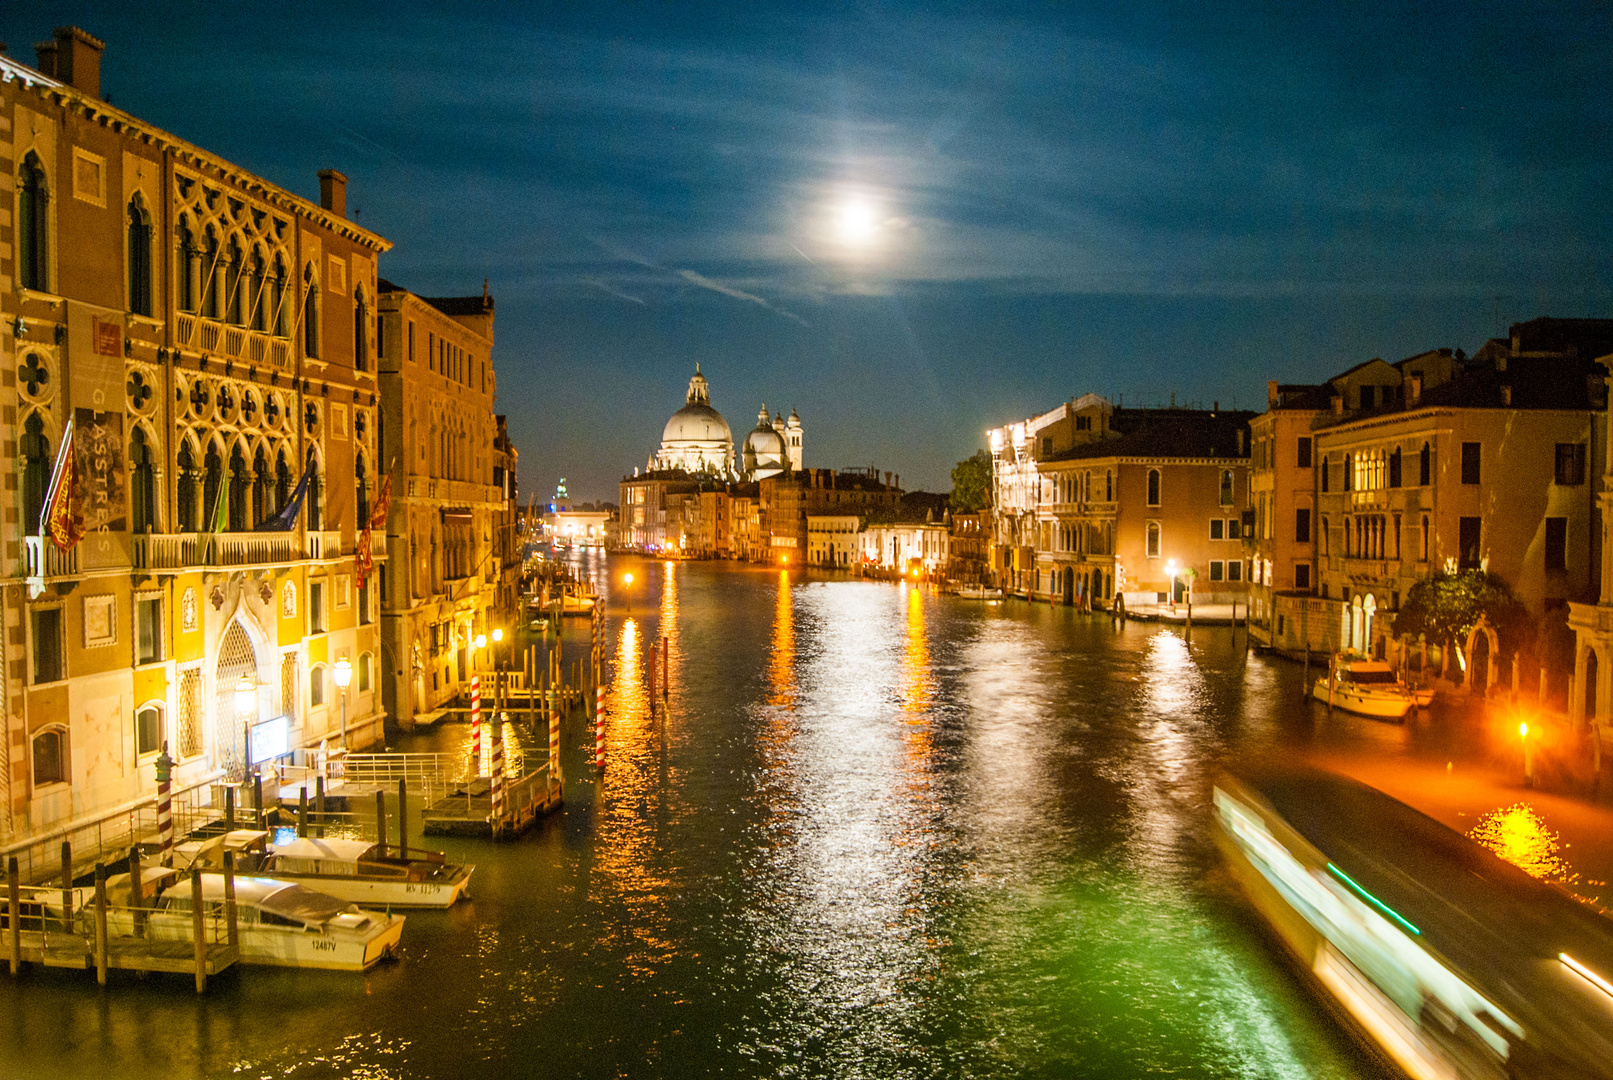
(12, 3), (1612, 500)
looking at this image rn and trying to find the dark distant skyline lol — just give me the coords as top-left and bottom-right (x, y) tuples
(12, 2), (1611, 500)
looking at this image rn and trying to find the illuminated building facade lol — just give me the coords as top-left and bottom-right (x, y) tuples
(0, 31), (388, 838)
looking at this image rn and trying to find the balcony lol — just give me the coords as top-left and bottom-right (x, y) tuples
(132, 531), (301, 572)
(23, 536), (77, 579)
(307, 530), (343, 560)
(174, 313), (294, 370)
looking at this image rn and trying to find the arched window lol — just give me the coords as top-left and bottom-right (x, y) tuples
(358, 652), (372, 692)
(356, 453), (369, 525)
(309, 663), (326, 708)
(175, 217), (198, 313)
(1419, 442), (1431, 486)
(21, 412), (51, 534)
(275, 449), (292, 512)
(225, 237), (245, 324)
(272, 256), (288, 337)
(227, 444), (249, 531)
(1146, 469), (1160, 506)
(306, 448), (324, 531)
(32, 727), (66, 786)
(1145, 520), (1161, 558)
(353, 289), (369, 371)
(202, 442), (223, 530)
(135, 702), (164, 757)
(1105, 470), (1113, 501)
(251, 445), (269, 527)
(177, 440), (197, 532)
(1219, 469), (1233, 506)
(303, 264), (320, 358)
(1343, 453), (1353, 491)
(127, 197), (153, 316)
(130, 425), (156, 533)
(201, 227), (221, 318)
(18, 153), (48, 292)
(249, 249), (267, 331)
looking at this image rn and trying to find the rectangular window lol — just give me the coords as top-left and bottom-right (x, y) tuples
(1294, 563), (1310, 590)
(1393, 514), (1402, 560)
(1459, 516), (1481, 569)
(32, 607), (63, 684)
(358, 580), (372, 625)
(1210, 519), (1224, 540)
(1421, 515), (1430, 561)
(1219, 470), (1234, 506)
(1461, 442), (1481, 484)
(1555, 443), (1587, 486)
(428, 332), (435, 371)
(1388, 449), (1402, 488)
(1209, 560), (1225, 582)
(1227, 517), (1241, 540)
(1296, 437), (1311, 469)
(136, 705), (163, 757)
(1041, 436), (1053, 457)
(1545, 516), (1568, 572)
(135, 596), (163, 665)
(309, 580), (326, 634)
(1228, 559), (1243, 581)
(1359, 386), (1374, 410)
(1295, 508), (1311, 543)
(407, 321), (415, 363)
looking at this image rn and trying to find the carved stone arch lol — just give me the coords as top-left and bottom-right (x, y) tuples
(212, 609), (273, 779)
(1464, 615), (1500, 694)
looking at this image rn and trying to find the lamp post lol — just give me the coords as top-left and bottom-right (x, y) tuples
(1165, 560), (1179, 613)
(623, 571), (634, 614)
(333, 657), (352, 747)
(1521, 721), (1534, 788)
(235, 673), (256, 778)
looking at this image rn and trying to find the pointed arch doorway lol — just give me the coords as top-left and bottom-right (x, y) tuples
(215, 620), (261, 780)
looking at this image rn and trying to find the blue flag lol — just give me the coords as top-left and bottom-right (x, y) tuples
(255, 456), (317, 531)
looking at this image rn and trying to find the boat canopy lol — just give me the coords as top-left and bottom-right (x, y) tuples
(164, 874), (362, 924)
(270, 837), (378, 862)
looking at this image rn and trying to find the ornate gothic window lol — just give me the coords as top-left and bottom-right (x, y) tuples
(303, 264), (320, 358)
(128, 197), (153, 316)
(19, 153), (48, 292)
(22, 412), (51, 534)
(130, 425), (156, 533)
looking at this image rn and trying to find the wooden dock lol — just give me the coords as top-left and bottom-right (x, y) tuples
(422, 767), (562, 840)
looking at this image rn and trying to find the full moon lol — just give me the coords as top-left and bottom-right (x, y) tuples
(835, 200), (878, 246)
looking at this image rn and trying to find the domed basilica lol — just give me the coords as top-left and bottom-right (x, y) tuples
(649, 366), (802, 481)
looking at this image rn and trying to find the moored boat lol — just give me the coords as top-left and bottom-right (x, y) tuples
(1310, 654), (1418, 720)
(183, 830), (473, 909)
(957, 585), (1004, 600)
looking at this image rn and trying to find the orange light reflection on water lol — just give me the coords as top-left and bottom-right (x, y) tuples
(1467, 802), (1579, 885)
(767, 570), (795, 709)
(898, 584), (934, 761)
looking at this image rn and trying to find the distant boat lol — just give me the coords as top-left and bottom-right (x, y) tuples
(1310, 654), (1426, 720)
(957, 585), (1004, 600)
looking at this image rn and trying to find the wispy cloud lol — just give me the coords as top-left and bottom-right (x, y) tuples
(677, 269), (810, 326)
(581, 276), (647, 304)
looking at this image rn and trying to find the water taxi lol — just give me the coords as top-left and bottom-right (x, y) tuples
(101, 869), (405, 971)
(1310, 655), (1420, 720)
(182, 830), (473, 909)
(1213, 765), (1613, 1080)
(957, 585), (1005, 600)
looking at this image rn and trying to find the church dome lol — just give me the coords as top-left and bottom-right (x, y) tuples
(663, 402), (731, 445)
(745, 404), (785, 458)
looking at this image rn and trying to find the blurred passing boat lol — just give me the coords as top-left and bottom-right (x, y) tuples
(1213, 765), (1613, 1080)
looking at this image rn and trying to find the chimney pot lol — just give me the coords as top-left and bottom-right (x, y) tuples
(1267, 380), (1279, 407)
(45, 27), (104, 98)
(318, 169), (348, 219)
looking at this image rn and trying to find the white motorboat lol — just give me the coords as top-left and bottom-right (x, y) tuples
(182, 831), (473, 909)
(1310, 656), (1418, 720)
(260, 836), (473, 909)
(957, 585), (1005, 600)
(144, 873), (405, 971)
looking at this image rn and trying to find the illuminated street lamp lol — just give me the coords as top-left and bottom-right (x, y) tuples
(235, 672), (256, 720)
(492, 628), (504, 643)
(333, 656), (352, 747)
(1165, 560), (1179, 612)
(1521, 721), (1535, 787)
(624, 571), (635, 613)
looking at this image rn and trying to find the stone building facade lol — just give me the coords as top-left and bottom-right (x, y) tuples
(376, 279), (512, 727)
(1, 31), (388, 838)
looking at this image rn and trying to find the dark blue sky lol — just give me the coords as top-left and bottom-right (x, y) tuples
(15, 2), (1612, 499)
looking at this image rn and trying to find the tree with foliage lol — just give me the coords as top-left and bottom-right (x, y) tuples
(1392, 566), (1534, 655)
(949, 450), (992, 513)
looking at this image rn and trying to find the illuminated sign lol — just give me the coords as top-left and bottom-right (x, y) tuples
(249, 715), (291, 764)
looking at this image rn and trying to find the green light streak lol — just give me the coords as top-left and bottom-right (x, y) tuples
(1327, 862), (1421, 936)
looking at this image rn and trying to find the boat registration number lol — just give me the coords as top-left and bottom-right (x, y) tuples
(311, 938), (338, 952)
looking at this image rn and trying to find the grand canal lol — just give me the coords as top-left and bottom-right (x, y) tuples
(3, 557), (1380, 1079)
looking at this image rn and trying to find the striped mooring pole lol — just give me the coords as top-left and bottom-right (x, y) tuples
(469, 674), (482, 778)
(155, 743), (175, 866)
(595, 684), (606, 768)
(490, 716), (506, 832)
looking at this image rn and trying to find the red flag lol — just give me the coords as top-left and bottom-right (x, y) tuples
(42, 417), (83, 552)
(355, 471), (393, 589)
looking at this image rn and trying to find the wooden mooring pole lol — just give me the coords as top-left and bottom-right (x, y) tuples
(7, 856), (20, 976)
(375, 789), (389, 855)
(191, 865), (207, 994)
(61, 840), (74, 932)
(93, 864), (108, 986)
(224, 786), (236, 830)
(315, 776), (326, 837)
(222, 850), (239, 950)
(297, 787), (309, 838)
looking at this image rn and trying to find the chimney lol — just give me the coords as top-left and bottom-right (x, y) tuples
(1409, 374), (1422, 404)
(1496, 354), (1507, 372)
(42, 27), (104, 98)
(318, 169), (348, 219)
(1267, 380), (1279, 408)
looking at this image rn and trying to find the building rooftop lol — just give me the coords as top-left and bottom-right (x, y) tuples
(1046, 408), (1255, 462)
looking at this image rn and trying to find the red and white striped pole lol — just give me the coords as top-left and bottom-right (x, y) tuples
(595, 684), (606, 767)
(469, 674), (482, 778)
(490, 716), (505, 832)
(155, 743), (174, 866)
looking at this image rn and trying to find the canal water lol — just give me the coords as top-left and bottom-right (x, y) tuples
(2, 557), (1377, 1079)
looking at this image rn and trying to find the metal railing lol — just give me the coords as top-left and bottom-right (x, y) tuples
(341, 753), (456, 808)
(131, 532), (301, 571)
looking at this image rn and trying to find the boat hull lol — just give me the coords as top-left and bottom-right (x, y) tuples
(1311, 678), (1413, 720)
(262, 870), (470, 909)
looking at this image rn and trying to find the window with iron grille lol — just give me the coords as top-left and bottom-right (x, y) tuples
(281, 652), (300, 723)
(177, 668), (204, 758)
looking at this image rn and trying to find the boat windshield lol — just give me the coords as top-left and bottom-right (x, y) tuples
(1344, 670), (1399, 684)
(259, 884), (360, 926)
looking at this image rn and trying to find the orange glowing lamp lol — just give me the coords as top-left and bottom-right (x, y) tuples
(1520, 722), (1529, 739)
